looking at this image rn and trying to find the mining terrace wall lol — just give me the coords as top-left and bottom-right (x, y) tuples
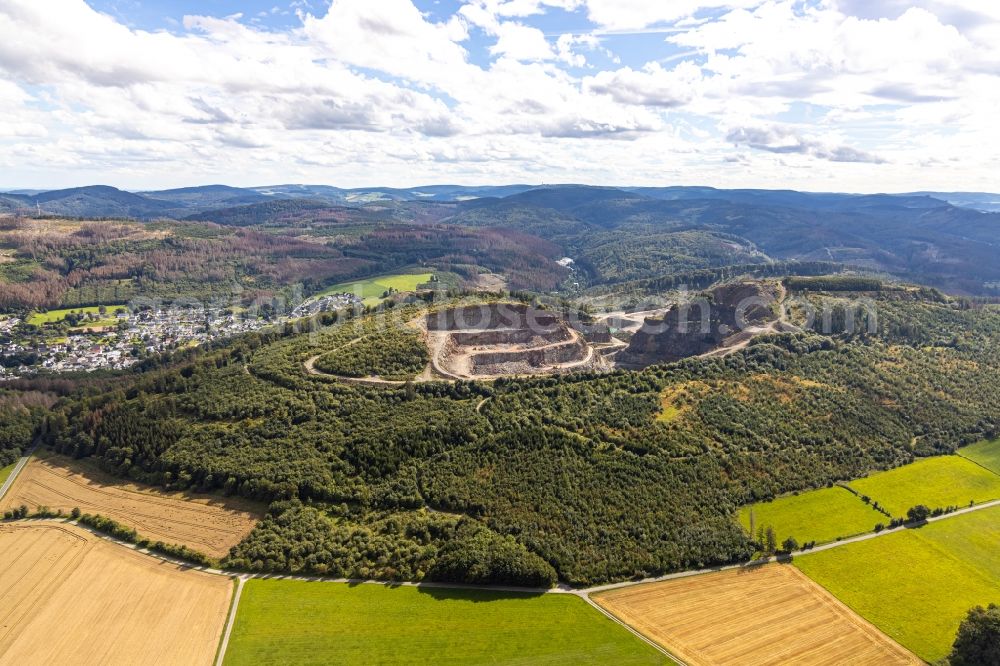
(426, 304), (560, 332)
(452, 326), (570, 347)
(470, 338), (586, 373)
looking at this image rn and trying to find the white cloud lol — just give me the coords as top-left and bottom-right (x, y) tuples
(490, 22), (555, 61)
(585, 61), (702, 107)
(0, 0), (997, 192)
(303, 0), (474, 90)
(726, 125), (886, 163)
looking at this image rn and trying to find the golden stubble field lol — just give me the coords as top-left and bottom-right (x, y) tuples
(0, 522), (233, 665)
(0, 452), (261, 558)
(592, 564), (920, 666)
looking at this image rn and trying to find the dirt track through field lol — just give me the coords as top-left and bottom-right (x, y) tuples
(593, 564), (919, 666)
(0, 453), (261, 558)
(0, 522), (233, 666)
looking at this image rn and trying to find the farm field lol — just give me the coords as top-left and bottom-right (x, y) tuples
(592, 564), (918, 666)
(958, 437), (1000, 474)
(0, 451), (262, 558)
(26, 305), (126, 326)
(224, 580), (672, 665)
(316, 272), (433, 306)
(795, 505), (1000, 662)
(739, 485), (882, 546)
(0, 522), (232, 665)
(848, 455), (1000, 516)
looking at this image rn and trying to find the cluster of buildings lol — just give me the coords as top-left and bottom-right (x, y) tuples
(290, 292), (363, 318)
(0, 292), (367, 380)
(0, 307), (275, 379)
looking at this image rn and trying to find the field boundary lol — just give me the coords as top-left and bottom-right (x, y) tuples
(13, 494), (1000, 595)
(12, 500), (1000, 665)
(956, 451), (1000, 478)
(586, 496), (1000, 595)
(214, 575), (245, 666)
(0, 444), (35, 502)
(580, 592), (688, 665)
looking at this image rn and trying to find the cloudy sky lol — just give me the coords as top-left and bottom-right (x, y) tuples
(1, 0), (998, 192)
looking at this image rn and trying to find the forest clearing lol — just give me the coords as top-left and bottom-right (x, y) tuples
(592, 564), (919, 666)
(314, 272), (434, 306)
(739, 485), (883, 546)
(0, 522), (232, 665)
(0, 451), (262, 558)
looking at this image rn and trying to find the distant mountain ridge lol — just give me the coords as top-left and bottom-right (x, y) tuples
(4, 183), (998, 220)
(1, 182), (998, 294)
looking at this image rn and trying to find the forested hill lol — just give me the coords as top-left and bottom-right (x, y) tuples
(5, 183), (999, 294)
(31, 291), (1000, 585)
(446, 186), (1000, 295)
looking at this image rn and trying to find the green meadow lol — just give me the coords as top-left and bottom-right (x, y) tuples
(26, 305), (126, 326)
(739, 485), (883, 546)
(848, 455), (1000, 516)
(0, 462), (17, 487)
(224, 581), (672, 666)
(739, 444), (1000, 546)
(795, 505), (1000, 662)
(316, 273), (434, 307)
(958, 437), (1000, 475)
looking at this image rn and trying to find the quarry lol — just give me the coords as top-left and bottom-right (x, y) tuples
(423, 303), (603, 379)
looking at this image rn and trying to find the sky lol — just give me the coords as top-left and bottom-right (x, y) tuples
(0, 0), (998, 192)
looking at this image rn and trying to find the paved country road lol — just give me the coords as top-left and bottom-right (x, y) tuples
(583, 496), (1000, 595)
(0, 443), (36, 502)
(215, 576), (246, 666)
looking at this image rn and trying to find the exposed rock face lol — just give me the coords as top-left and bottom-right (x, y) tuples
(572, 321), (613, 344)
(452, 326), (570, 346)
(470, 338), (587, 374)
(426, 303), (594, 377)
(426, 304), (559, 332)
(617, 281), (780, 367)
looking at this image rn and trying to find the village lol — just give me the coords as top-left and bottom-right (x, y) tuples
(0, 292), (362, 379)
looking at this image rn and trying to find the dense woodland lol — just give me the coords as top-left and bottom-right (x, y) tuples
(0, 392), (51, 467)
(22, 290), (1000, 585)
(311, 326), (429, 380)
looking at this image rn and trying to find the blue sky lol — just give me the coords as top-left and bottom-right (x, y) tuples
(0, 1), (998, 191)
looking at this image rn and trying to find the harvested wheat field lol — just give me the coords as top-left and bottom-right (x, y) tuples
(0, 522), (232, 665)
(592, 564), (919, 666)
(0, 451), (261, 558)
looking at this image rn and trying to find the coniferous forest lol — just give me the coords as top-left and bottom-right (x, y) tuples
(21, 289), (1000, 586)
